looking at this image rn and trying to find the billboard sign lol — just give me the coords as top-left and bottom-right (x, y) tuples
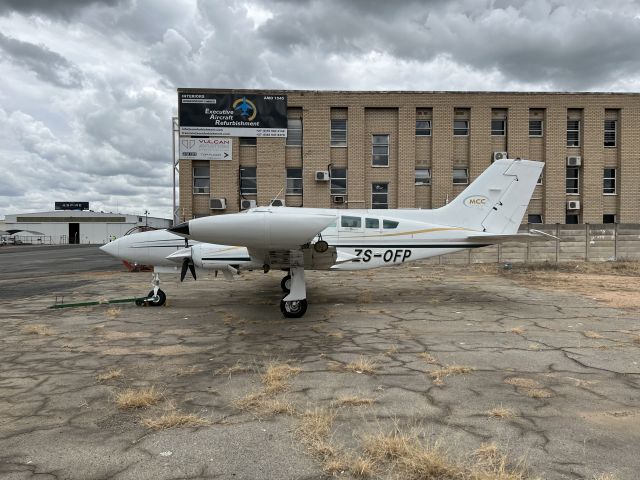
(178, 92), (287, 137)
(55, 202), (89, 210)
(179, 137), (232, 160)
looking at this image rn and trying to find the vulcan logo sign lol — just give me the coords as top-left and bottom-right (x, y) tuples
(463, 195), (489, 208)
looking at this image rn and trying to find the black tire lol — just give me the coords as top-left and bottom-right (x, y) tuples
(280, 275), (291, 293)
(147, 289), (166, 307)
(280, 298), (307, 318)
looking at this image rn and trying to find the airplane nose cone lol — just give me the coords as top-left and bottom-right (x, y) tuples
(169, 221), (190, 236)
(100, 240), (119, 257)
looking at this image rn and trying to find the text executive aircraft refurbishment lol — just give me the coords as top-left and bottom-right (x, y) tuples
(100, 159), (543, 318)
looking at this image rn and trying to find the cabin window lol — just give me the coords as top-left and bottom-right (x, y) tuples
(341, 216), (361, 228)
(365, 218), (379, 229)
(383, 220), (399, 229)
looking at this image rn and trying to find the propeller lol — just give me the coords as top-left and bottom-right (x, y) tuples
(180, 257), (197, 282)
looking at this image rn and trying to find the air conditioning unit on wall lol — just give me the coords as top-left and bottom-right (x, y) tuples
(492, 151), (508, 162)
(567, 156), (582, 167)
(332, 195), (346, 204)
(567, 200), (581, 210)
(210, 198), (227, 210)
(240, 199), (256, 210)
(315, 171), (330, 181)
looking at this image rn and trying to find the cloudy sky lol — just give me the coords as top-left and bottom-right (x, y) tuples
(1, 0), (639, 220)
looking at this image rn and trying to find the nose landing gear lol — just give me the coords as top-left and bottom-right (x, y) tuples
(135, 272), (167, 307)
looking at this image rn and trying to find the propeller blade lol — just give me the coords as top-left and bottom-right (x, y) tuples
(180, 258), (189, 282)
(188, 263), (197, 281)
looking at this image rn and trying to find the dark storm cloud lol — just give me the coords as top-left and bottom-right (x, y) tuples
(0, 33), (84, 88)
(0, 0), (124, 19)
(255, 0), (640, 89)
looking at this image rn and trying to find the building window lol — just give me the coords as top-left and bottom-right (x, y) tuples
(567, 119), (580, 147)
(239, 137), (256, 146)
(603, 168), (616, 194)
(453, 120), (469, 136)
(331, 119), (347, 147)
(330, 168), (347, 195)
(603, 214), (616, 224)
(416, 120), (431, 136)
(415, 168), (431, 185)
(491, 119), (506, 136)
(537, 170), (544, 186)
(372, 183), (388, 209)
(453, 168), (469, 184)
(372, 135), (389, 166)
(240, 167), (257, 195)
(286, 168), (303, 195)
(529, 120), (543, 137)
(566, 214), (580, 224)
(193, 166), (210, 194)
(566, 167), (579, 194)
(528, 214), (543, 224)
(286, 118), (302, 147)
(604, 120), (617, 147)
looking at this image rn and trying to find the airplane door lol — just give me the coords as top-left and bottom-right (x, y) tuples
(68, 223), (79, 244)
(338, 215), (363, 241)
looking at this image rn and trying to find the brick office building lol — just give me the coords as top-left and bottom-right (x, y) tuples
(177, 89), (640, 225)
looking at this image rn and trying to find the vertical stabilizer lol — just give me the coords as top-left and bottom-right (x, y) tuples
(431, 159), (544, 234)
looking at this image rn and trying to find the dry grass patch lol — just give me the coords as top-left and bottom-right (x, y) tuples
(524, 388), (554, 399)
(419, 352), (439, 364)
(364, 432), (530, 480)
(504, 377), (541, 389)
(584, 330), (605, 339)
(105, 307), (121, 318)
(333, 395), (376, 407)
(385, 344), (398, 355)
(142, 410), (210, 430)
(328, 331), (344, 339)
(324, 457), (351, 475)
(430, 365), (474, 384)
(23, 324), (54, 336)
(214, 362), (252, 376)
(593, 474), (618, 480)
(116, 386), (162, 409)
(510, 327), (526, 335)
(344, 356), (378, 375)
(472, 442), (528, 480)
(96, 368), (122, 382)
(262, 362), (302, 394)
(487, 405), (517, 419)
(350, 456), (376, 478)
(296, 408), (337, 460)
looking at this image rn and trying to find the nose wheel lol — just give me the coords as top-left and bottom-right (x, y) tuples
(135, 272), (167, 306)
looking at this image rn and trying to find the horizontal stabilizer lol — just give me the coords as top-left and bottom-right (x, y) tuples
(467, 232), (559, 243)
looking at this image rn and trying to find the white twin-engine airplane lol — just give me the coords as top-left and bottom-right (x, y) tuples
(100, 159), (543, 317)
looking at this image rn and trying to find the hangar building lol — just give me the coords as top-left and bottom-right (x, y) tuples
(177, 89), (640, 225)
(4, 211), (172, 244)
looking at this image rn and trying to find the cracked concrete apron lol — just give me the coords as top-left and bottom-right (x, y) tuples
(0, 262), (639, 480)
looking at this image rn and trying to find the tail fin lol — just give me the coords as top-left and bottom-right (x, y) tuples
(432, 159), (544, 234)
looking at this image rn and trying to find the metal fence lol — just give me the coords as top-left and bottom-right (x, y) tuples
(431, 224), (640, 265)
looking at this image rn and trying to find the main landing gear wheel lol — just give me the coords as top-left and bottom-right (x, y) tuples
(280, 298), (307, 318)
(281, 275), (291, 293)
(145, 289), (166, 307)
